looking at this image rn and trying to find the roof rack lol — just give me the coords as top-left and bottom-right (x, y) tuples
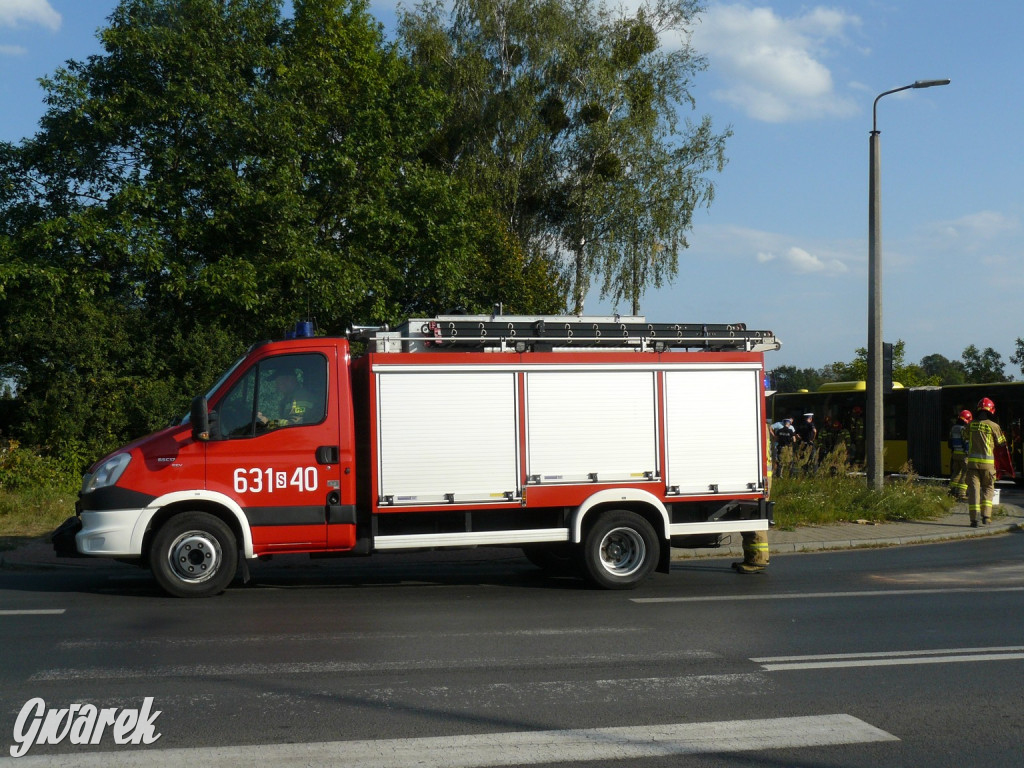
(352, 315), (781, 354)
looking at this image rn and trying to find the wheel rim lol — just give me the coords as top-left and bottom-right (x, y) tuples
(167, 530), (223, 584)
(598, 526), (646, 577)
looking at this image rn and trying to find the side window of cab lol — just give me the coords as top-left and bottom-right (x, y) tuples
(216, 367), (257, 438)
(213, 354), (327, 439)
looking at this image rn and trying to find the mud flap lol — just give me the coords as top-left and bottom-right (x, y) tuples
(238, 552), (251, 584)
(657, 537), (671, 574)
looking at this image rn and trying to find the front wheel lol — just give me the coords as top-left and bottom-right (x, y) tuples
(150, 512), (238, 598)
(580, 510), (659, 590)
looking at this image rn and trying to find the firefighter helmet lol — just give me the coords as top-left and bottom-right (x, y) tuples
(959, 409), (973, 423)
(977, 397), (995, 415)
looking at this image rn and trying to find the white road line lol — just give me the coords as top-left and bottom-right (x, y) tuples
(753, 646), (1024, 663)
(57, 626), (643, 650)
(29, 649), (718, 682)
(0, 714), (898, 767)
(0, 609), (65, 616)
(756, 646), (1024, 671)
(632, 586), (1024, 603)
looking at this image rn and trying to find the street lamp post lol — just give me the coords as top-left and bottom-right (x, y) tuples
(867, 79), (950, 491)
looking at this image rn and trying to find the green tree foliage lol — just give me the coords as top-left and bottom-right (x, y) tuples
(0, 0), (561, 468)
(820, 357), (864, 385)
(817, 341), (940, 388)
(960, 344), (1010, 383)
(777, 342), (1014, 396)
(1011, 338), (1024, 379)
(769, 365), (825, 393)
(399, 0), (728, 313)
(919, 353), (966, 385)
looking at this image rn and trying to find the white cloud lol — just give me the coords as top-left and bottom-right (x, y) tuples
(0, 0), (61, 32)
(698, 225), (851, 275)
(938, 211), (1019, 240)
(0, 43), (26, 55)
(784, 245), (847, 274)
(691, 3), (861, 122)
(916, 210), (1021, 260)
(756, 245), (847, 274)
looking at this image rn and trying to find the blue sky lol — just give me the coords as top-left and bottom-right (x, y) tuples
(2, 1), (1022, 373)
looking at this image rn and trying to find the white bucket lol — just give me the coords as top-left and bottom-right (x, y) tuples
(993, 488), (1001, 505)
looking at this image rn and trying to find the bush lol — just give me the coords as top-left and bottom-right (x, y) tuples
(0, 440), (79, 542)
(772, 443), (955, 529)
(0, 439), (79, 494)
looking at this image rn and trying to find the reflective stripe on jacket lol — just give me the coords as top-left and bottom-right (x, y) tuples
(967, 418), (1006, 467)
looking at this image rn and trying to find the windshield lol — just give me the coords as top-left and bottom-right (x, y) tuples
(180, 352), (249, 425)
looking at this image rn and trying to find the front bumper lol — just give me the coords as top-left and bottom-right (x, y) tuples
(52, 504), (150, 558)
(73, 508), (149, 556)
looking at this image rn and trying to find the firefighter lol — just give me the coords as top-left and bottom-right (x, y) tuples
(948, 409), (972, 501)
(966, 397), (1006, 527)
(734, 425), (772, 574)
(734, 528), (770, 574)
(259, 367), (317, 428)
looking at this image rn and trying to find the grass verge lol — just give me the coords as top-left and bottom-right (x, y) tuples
(0, 487), (75, 551)
(771, 444), (957, 529)
(0, 440), (79, 550)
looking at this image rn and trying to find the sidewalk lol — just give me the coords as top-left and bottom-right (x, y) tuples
(673, 501), (1024, 560)
(2, 502), (1023, 571)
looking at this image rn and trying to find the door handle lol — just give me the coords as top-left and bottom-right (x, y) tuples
(316, 445), (339, 465)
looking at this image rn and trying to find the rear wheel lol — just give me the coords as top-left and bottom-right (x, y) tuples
(580, 510), (659, 590)
(150, 512), (238, 598)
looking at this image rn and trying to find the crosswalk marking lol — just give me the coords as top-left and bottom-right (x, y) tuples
(29, 649), (717, 682)
(56, 626), (643, 650)
(0, 714), (898, 767)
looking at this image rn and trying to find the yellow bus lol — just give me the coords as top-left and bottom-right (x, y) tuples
(768, 381), (1023, 481)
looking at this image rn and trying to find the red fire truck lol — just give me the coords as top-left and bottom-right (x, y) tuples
(53, 315), (780, 597)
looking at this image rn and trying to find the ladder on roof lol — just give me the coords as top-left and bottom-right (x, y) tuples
(355, 315), (781, 353)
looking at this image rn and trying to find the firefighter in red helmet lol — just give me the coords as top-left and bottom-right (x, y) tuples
(948, 409), (973, 501)
(966, 397), (1006, 526)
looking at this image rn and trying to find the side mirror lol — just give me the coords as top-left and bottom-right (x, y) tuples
(191, 396), (210, 442)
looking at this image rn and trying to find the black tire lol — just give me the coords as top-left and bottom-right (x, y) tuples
(522, 543), (579, 576)
(580, 510), (659, 590)
(150, 512), (238, 598)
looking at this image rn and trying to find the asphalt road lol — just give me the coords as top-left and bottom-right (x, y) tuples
(2, 531), (1023, 766)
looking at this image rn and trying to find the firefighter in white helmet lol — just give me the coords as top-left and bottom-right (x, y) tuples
(966, 397), (1006, 527)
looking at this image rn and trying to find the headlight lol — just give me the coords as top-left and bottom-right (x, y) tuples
(81, 453), (132, 494)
